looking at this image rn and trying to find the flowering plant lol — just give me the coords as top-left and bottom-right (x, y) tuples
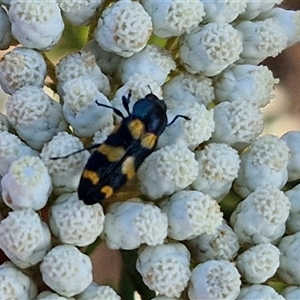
(0, 0), (300, 299)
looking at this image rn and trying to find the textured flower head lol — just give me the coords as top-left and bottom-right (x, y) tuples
(62, 77), (113, 137)
(104, 200), (167, 249)
(230, 186), (291, 245)
(40, 245), (93, 297)
(1, 156), (52, 210)
(137, 144), (198, 199)
(157, 101), (214, 150)
(211, 100), (264, 150)
(8, 0), (64, 50)
(136, 243), (191, 298)
(49, 193), (105, 247)
(236, 243), (280, 283)
(141, 0), (205, 38)
(57, 0), (104, 26)
(0, 131), (38, 176)
(162, 190), (223, 240)
(0, 47), (46, 94)
(0, 209), (51, 268)
(214, 64), (279, 108)
(163, 72), (214, 107)
(192, 143), (240, 201)
(117, 44), (176, 86)
(94, 0), (152, 57)
(6, 86), (68, 150)
(180, 22), (242, 76)
(0, 262), (38, 299)
(56, 51), (110, 97)
(188, 260), (241, 300)
(188, 221), (239, 263)
(40, 132), (89, 194)
(236, 18), (288, 64)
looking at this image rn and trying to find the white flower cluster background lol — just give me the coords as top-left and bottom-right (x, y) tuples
(0, 0), (300, 299)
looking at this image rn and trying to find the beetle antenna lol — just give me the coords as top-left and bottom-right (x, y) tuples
(95, 100), (125, 119)
(167, 115), (191, 127)
(50, 143), (101, 160)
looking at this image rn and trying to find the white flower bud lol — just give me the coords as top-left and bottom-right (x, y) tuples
(104, 200), (167, 250)
(137, 144), (198, 199)
(0, 131), (38, 177)
(260, 8), (300, 48)
(117, 44), (175, 86)
(1, 156), (52, 210)
(55, 51), (110, 97)
(281, 130), (300, 181)
(240, 0), (283, 20)
(285, 183), (300, 233)
(162, 190), (223, 240)
(0, 261), (38, 299)
(230, 186), (290, 245)
(188, 221), (239, 263)
(235, 18), (287, 65)
(40, 132), (89, 195)
(40, 245), (93, 297)
(49, 193), (104, 247)
(281, 286), (300, 300)
(157, 101), (214, 151)
(277, 231), (300, 285)
(192, 143), (240, 201)
(237, 285), (284, 300)
(214, 64), (279, 108)
(211, 101), (264, 151)
(57, 0), (104, 26)
(141, 0), (204, 38)
(62, 77), (113, 137)
(188, 260), (241, 300)
(6, 86), (68, 150)
(0, 47), (46, 94)
(234, 134), (290, 197)
(94, 0), (152, 57)
(236, 243), (280, 283)
(77, 282), (120, 300)
(8, 0), (64, 50)
(202, 0), (246, 23)
(136, 243), (191, 298)
(0, 6), (12, 50)
(179, 23), (242, 76)
(162, 73), (214, 108)
(0, 209), (51, 268)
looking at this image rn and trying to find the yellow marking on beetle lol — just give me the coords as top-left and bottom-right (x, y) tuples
(141, 133), (157, 149)
(128, 119), (144, 139)
(101, 185), (114, 198)
(82, 170), (100, 185)
(98, 144), (125, 162)
(122, 156), (136, 180)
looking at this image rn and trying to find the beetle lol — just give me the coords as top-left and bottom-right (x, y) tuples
(52, 91), (189, 205)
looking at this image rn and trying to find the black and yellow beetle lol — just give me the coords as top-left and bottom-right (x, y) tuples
(53, 92), (189, 205)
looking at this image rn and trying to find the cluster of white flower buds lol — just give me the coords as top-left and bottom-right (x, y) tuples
(1, 0), (300, 299)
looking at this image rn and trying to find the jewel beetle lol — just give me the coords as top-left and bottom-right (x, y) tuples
(53, 92), (189, 205)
